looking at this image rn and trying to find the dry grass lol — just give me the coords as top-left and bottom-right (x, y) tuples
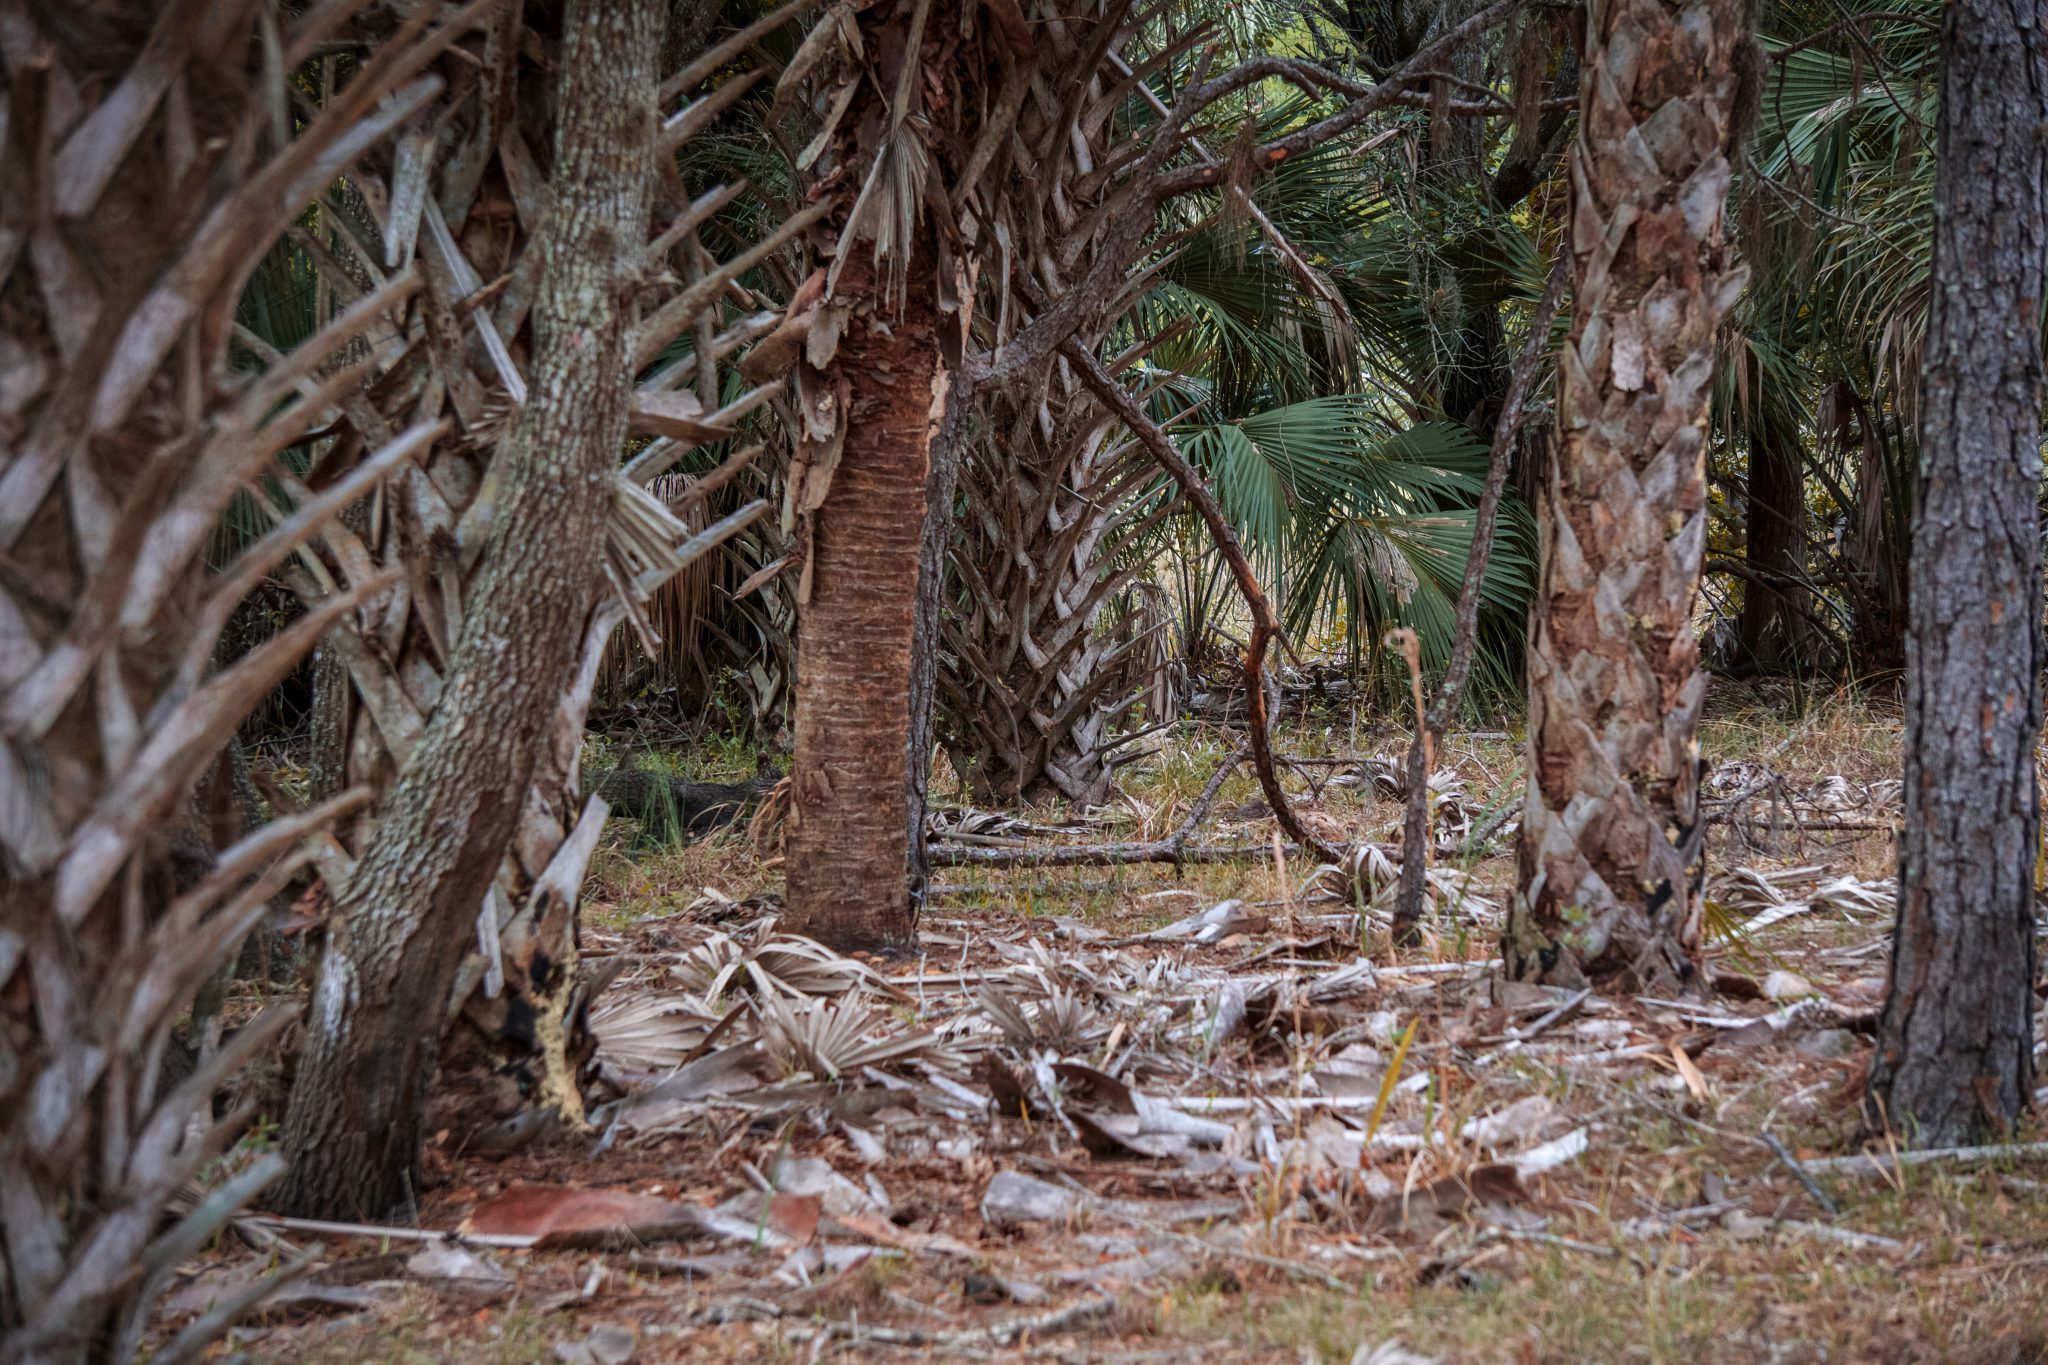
(202, 683), (2048, 1365)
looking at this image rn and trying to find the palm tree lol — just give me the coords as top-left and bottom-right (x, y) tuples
(1504, 0), (1746, 990)
(772, 0), (1526, 946)
(770, 0), (1161, 947)
(942, 373), (1163, 806)
(0, 4), (460, 1355)
(934, 26), (1548, 815)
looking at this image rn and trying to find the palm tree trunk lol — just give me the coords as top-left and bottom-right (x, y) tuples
(275, 0), (661, 1218)
(1735, 420), (1810, 672)
(784, 248), (948, 952)
(940, 384), (1148, 807)
(1505, 0), (1744, 991)
(0, 5), (449, 1352)
(1868, 0), (2046, 1147)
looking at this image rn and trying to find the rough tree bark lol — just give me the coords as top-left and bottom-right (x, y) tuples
(1735, 418), (1810, 672)
(784, 248), (950, 952)
(1504, 0), (1745, 991)
(275, 0), (662, 1218)
(1867, 0), (2046, 1147)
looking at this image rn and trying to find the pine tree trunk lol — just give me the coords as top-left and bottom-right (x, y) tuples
(1504, 0), (1743, 991)
(1868, 0), (2046, 1147)
(275, 0), (661, 1218)
(784, 249), (947, 952)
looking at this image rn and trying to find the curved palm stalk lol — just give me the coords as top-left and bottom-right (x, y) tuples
(0, 3), (457, 1356)
(1065, 340), (1345, 867)
(267, 1), (791, 1216)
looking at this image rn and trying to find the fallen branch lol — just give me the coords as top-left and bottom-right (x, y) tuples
(928, 840), (1299, 869)
(929, 741), (1257, 868)
(1393, 246), (1569, 940)
(1797, 1142), (2048, 1179)
(237, 1215), (540, 1250)
(1764, 1130), (1841, 1217)
(1065, 339), (1344, 868)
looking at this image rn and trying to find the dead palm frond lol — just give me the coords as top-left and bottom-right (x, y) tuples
(756, 991), (943, 1080)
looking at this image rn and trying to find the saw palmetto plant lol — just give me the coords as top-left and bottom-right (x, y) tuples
(1705, 0), (1940, 678)
(931, 7), (1551, 807)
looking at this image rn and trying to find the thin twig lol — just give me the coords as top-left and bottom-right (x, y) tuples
(1764, 1130), (1841, 1217)
(1393, 246), (1570, 940)
(1798, 1142), (2048, 1179)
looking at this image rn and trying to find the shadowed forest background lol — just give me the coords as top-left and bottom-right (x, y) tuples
(3, 0), (2047, 1361)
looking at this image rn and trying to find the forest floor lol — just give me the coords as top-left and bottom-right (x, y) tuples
(165, 680), (2048, 1364)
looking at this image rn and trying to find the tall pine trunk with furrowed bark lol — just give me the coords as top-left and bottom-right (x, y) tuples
(275, 0), (662, 1218)
(1868, 0), (2046, 1147)
(1504, 0), (1744, 992)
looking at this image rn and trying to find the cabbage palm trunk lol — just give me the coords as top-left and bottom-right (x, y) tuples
(778, 0), (1136, 944)
(1504, 0), (1744, 991)
(942, 379), (1160, 805)
(0, 4), (448, 1354)
(783, 244), (951, 951)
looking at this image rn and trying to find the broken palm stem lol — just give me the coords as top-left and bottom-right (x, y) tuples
(1064, 338), (1344, 868)
(1392, 247), (1569, 941)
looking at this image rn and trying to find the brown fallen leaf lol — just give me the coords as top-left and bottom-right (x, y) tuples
(464, 1184), (688, 1242)
(1365, 1163), (1524, 1233)
(464, 1182), (793, 1250)
(731, 1190), (823, 1246)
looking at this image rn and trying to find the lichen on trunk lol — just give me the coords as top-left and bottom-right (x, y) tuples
(276, 0), (664, 1218)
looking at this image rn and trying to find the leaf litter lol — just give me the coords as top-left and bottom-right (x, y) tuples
(162, 717), (2048, 1363)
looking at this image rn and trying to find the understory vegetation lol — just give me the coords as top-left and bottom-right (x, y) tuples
(2, 0), (2044, 1362)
